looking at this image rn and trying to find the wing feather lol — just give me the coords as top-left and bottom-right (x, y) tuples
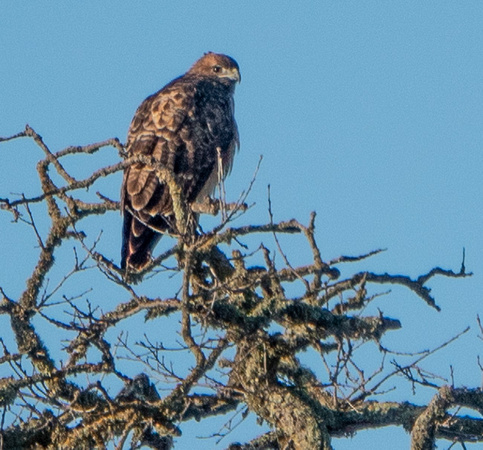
(130, 171), (158, 210)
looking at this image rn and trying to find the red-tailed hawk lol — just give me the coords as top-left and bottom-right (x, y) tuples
(121, 52), (240, 270)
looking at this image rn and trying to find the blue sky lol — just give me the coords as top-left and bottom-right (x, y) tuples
(1, 2), (482, 448)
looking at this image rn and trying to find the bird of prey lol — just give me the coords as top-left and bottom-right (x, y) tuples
(121, 52), (240, 270)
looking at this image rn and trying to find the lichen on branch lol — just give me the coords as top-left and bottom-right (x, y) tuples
(0, 127), (480, 449)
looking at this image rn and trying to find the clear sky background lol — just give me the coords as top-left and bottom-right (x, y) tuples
(1, 2), (482, 449)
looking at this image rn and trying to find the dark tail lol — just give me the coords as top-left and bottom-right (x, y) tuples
(121, 211), (162, 270)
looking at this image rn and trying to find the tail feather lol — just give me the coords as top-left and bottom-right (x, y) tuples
(121, 211), (162, 270)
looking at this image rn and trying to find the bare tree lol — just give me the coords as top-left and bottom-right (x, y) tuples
(0, 126), (482, 449)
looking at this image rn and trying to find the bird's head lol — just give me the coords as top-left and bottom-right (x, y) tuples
(189, 52), (241, 84)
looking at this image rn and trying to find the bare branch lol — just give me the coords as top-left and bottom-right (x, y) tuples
(1, 129), (480, 449)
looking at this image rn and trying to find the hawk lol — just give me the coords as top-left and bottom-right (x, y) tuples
(121, 52), (240, 270)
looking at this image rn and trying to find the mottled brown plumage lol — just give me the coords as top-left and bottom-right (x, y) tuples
(121, 53), (240, 270)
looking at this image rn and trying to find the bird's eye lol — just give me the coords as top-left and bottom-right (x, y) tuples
(212, 65), (222, 73)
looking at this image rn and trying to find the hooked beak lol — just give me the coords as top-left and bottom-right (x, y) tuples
(228, 67), (241, 83)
